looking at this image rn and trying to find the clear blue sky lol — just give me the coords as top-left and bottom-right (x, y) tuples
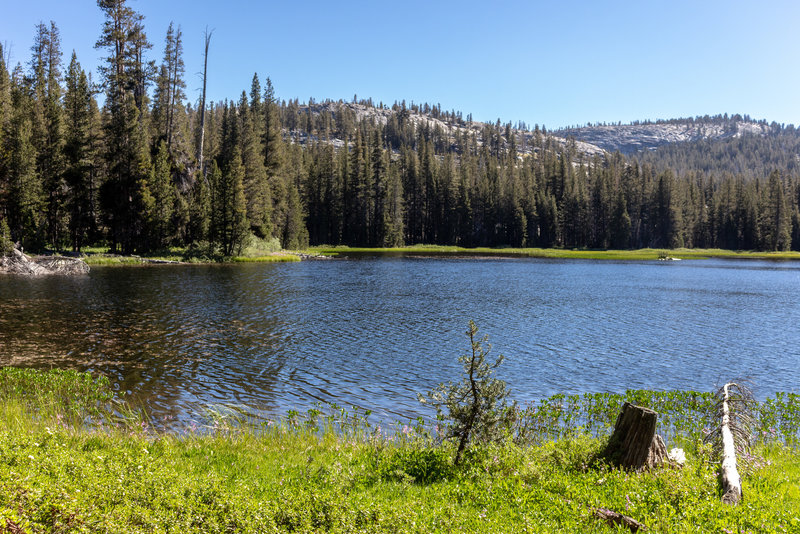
(3, 0), (800, 129)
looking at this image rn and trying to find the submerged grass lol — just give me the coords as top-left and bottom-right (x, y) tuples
(1, 368), (798, 533)
(312, 245), (800, 261)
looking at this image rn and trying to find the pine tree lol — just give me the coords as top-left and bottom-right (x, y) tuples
(762, 171), (791, 251)
(6, 66), (44, 249)
(419, 321), (513, 466)
(0, 43), (12, 223)
(152, 22), (185, 151)
(63, 52), (99, 252)
(382, 163), (405, 246)
(609, 190), (632, 249)
(212, 150), (248, 256)
(96, 0), (153, 253)
(29, 22), (67, 249)
(262, 77), (285, 238)
(238, 89), (272, 237)
(283, 181), (308, 249)
(146, 140), (174, 248)
(186, 169), (211, 245)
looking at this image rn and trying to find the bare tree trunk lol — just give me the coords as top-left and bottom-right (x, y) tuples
(198, 27), (212, 179)
(720, 383), (743, 505)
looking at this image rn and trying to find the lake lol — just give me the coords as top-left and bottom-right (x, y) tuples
(1, 256), (799, 428)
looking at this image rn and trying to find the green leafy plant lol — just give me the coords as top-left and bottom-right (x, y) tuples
(0, 218), (13, 256)
(419, 320), (515, 465)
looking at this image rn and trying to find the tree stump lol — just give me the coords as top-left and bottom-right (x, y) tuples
(601, 402), (668, 470)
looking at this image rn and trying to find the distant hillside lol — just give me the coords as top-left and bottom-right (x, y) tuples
(286, 103), (800, 179)
(560, 116), (777, 154)
(285, 100), (606, 158)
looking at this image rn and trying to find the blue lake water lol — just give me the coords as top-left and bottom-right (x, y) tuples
(1, 256), (798, 428)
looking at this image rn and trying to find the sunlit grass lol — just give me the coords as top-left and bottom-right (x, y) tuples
(1, 368), (798, 533)
(231, 254), (301, 263)
(311, 245), (800, 261)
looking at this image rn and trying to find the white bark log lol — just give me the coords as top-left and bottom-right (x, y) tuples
(720, 383), (742, 505)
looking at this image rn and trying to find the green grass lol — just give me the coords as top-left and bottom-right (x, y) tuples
(59, 245), (800, 266)
(78, 242), (301, 266)
(311, 245), (800, 261)
(1, 368), (798, 533)
(230, 254), (301, 263)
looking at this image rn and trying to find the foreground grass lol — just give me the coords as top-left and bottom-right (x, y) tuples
(1, 368), (798, 533)
(312, 245), (800, 261)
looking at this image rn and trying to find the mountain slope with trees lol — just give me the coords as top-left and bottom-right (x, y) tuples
(2, 0), (800, 255)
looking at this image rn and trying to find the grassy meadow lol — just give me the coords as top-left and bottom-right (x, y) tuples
(312, 245), (800, 261)
(0, 368), (798, 533)
(37, 243), (800, 268)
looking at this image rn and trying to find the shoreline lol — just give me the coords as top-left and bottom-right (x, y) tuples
(16, 245), (800, 269)
(311, 245), (800, 262)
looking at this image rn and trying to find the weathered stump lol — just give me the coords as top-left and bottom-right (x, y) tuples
(601, 402), (668, 470)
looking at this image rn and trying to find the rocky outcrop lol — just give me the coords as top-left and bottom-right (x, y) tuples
(557, 120), (770, 155)
(0, 246), (89, 275)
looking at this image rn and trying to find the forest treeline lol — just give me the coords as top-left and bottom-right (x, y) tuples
(2, 1), (800, 255)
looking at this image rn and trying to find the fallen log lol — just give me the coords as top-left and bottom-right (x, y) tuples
(704, 381), (754, 505)
(719, 383), (742, 504)
(0, 246), (89, 275)
(600, 402), (668, 470)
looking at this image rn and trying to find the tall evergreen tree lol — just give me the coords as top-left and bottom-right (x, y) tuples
(63, 52), (99, 251)
(238, 88), (271, 237)
(0, 43), (12, 226)
(213, 150), (247, 256)
(5, 67), (44, 249)
(145, 140), (174, 248)
(96, 0), (153, 253)
(29, 22), (67, 249)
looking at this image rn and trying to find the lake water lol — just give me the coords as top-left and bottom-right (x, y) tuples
(1, 256), (799, 428)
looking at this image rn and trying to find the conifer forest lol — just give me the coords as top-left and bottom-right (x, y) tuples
(3, 1), (800, 256)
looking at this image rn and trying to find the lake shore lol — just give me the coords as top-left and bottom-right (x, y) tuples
(1, 368), (798, 533)
(50, 245), (800, 267)
(312, 245), (800, 261)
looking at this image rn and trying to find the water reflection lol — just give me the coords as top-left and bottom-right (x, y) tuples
(1, 258), (799, 429)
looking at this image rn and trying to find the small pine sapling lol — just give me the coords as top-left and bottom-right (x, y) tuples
(419, 320), (515, 465)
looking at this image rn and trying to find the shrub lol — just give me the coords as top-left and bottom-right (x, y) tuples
(419, 320), (515, 465)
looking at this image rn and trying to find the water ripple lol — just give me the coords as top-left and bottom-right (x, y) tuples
(1, 257), (800, 428)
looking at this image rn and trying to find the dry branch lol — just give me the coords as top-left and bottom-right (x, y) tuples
(593, 507), (647, 532)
